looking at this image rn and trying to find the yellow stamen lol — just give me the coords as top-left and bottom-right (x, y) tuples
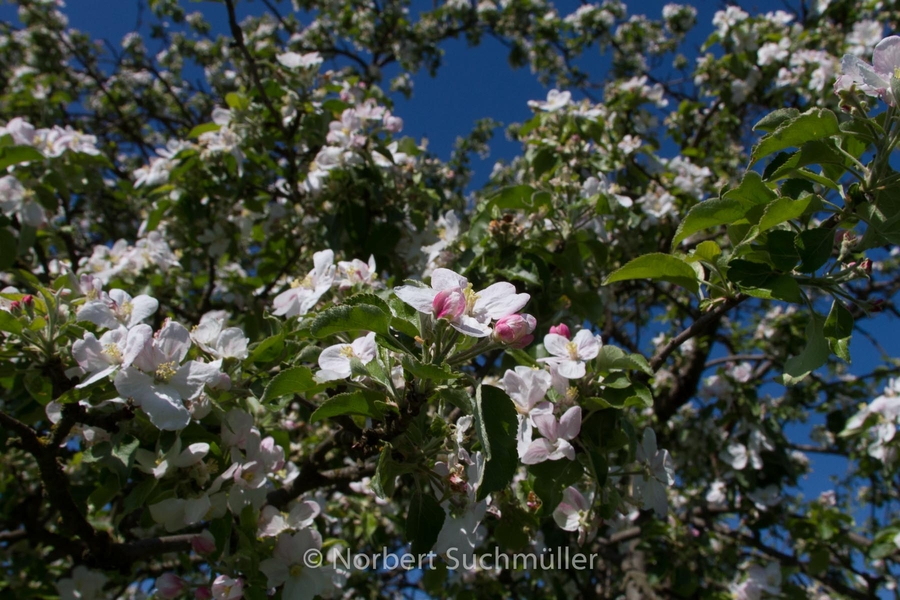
(154, 361), (178, 383)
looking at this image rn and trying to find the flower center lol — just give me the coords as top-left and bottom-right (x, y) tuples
(103, 343), (122, 363)
(291, 274), (314, 289)
(463, 283), (478, 314)
(289, 564), (305, 577)
(565, 340), (579, 360)
(117, 300), (134, 320)
(339, 346), (356, 358)
(154, 361), (177, 383)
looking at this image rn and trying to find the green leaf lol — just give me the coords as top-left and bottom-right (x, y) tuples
(530, 459), (584, 516)
(121, 477), (157, 519)
(0, 309), (22, 335)
(782, 314), (830, 385)
(225, 92), (250, 110)
(309, 390), (387, 423)
(0, 145), (44, 170)
(260, 366), (316, 404)
(371, 442), (413, 499)
(595, 346), (653, 375)
(723, 171), (778, 206)
(603, 254), (700, 295)
(751, 108), (840, 163)
(310, 304), (389, 338)
(672, 198), (747, 246)
(187, 122), (220, 138)
(727, 260), (802, 303)
(209, 515), (232, 560)
(824, 300), (853, 362)
(758, 196), (812, 232)
(406, 492), (445, 555)
(473, 385), (519, 502)
(246, 333), (284, 364)
(765, 230), (800, 271)
(690, 240), (721, 263)
(795, 228), (834, 273)
(753, 108), (800, 132)
(400, 356), (460, 381)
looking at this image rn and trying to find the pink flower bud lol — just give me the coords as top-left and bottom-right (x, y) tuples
(432, 288), (466, 321)
(549, 323), (570, 339)
(156, 573), (187, 599)
(192, 530), (216, 555)
(21, 294), (33, 307)
(492, 313), (537, 348)
(195, 588), (213, 600)
(861, 258), (873, 274)
(8, 301), (20, 312)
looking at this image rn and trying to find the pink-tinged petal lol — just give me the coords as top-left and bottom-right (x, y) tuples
(558, 406), (582, 440)
(873, 36), (900, 77)
(318, 345), (352, 378)
(556, 360), (586, 379)
(287, 500), (320, 528)
(561, 486), (589, 512)
(123, 324), (153, 368)
(553, 500), (581, 531)
(549, 439), (575, 461)
(532, 412), (559, 442)
(273, 288), (300, 317)
(259, 557), (289, 588)
(216, 327), (249, 359)
(430, 268), (467, 291)
(157, 321), (192, 364)
(258, 506), (289, 538)
(73, 333), (107, 371)
(573, 329), (602, 360)
(75, 365), (118, 388)
(116, 368), (190, 430)
(170, 360), (222, 400)
(351, 332), (377, 363)
(432, 288), (466, 320)
(77, 301), (118, 329)
(393, 285), (438, 313)
(520, 438), (554, 464)
(173, 443), (210, 468)
(475, 283), (529, 320)
(517, 416), (533, 459)
(128, 295), (159, 327)
(543, 333), (570, 358)
(312, 249), (334, 276)
(449, 314), (491, 337)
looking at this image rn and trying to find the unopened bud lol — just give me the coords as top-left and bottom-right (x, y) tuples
(192, 530), (216, 555)
(492, 313), (537, 348)
(872, 299), (885, 313)
(194, 587), (212, 600)
(549, 323), (570, 339)
(21, 294), (33, 307)
(860, 258), (873, 274)
(155, 573), (187, 600)
(8, 301), (21, 313)
(432, 288), (466, 321)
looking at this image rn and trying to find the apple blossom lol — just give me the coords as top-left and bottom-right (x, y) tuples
(211, 575), (244, 600)
(520, 406), (581, 464)
(273, 249), (336, 318)
(316, 331), (377, 380)
(155, 573), (187, 600)
(259, 529), (345, 599)
(114, 319), (223, 430)
(77, 288), (158, 330)
(394, 268), (530, 337)
(553, 486), (591, 545)
(539, 329), (602, 379)
(633, 428), (675, 517)
(836, 35), (900, 105)
(502, 366), (553, 415)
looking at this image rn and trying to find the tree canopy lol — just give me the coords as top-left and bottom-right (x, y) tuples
(1, 0), (899, 598)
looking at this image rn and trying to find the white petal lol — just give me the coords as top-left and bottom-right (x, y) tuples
(127, 295), (159, 327)
(474, 283), (529, 320)
(556, 360), (586, 379)
(543, 333), (570, 358)
(430, 268), (467, 291)
(520, 439), (554, 464)
(318, 345), (352, 378)
(156, 321), (192, 364)
(573, 329), (602, 360)
(170, 360), (222, 400)
(558, 406), (582, 440)
(393, 285), (437, 313)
